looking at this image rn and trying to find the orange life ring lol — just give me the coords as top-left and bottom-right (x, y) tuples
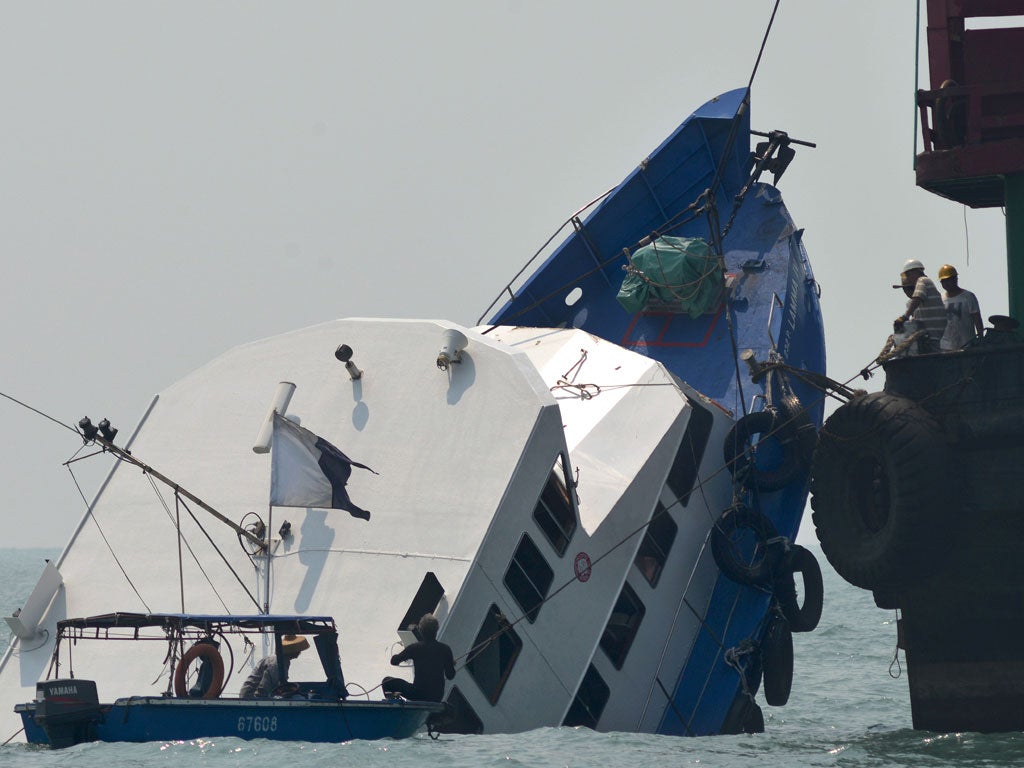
(174, 642), (225, 699)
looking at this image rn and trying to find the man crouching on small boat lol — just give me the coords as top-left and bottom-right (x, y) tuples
(239, 634), (309, 698)
(382, 614), (455, 702)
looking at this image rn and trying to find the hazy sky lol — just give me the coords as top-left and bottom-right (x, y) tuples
(1, 2), (1009, 548)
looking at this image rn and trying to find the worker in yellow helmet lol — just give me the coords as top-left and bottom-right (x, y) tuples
(937, 264), (984, 350)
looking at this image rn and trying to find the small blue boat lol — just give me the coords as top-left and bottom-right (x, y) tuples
(16, 613), (443, 746)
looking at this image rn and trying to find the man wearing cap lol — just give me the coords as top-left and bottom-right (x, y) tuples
(239, 634), (309, 699)
(938, 264), (984, 350)
(895, 258), (946, 352)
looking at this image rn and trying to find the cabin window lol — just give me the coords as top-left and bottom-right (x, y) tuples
(466, 605), (522, 705)
(562, 664), (610, 729)
(599, 582), (646, 669)
(666, 397), (713, 506)
(633, 502), (678, 587)
(533, 454), (577, 556)
(437, 686), (484, 734)
(503, 534), (554, 623)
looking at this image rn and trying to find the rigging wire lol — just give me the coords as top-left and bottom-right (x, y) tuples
(476, 186), (617, 325)
(176, 496), (263, 613)
(0, 390), (80, 436)
(145, 474), (233, 614)
(66, 464), (152, 614)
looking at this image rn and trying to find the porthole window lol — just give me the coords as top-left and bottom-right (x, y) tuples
(533, 455), (577, 556)
(503, 534), (554, 623)
(466, 605), (522, 705)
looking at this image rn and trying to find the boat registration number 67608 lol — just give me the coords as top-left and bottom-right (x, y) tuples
(237, 715), (278, 733)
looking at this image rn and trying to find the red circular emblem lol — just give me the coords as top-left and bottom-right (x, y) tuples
(574, 552), (592, 582)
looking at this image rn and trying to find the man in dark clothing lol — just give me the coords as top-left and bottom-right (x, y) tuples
(382, 613), (455, 702)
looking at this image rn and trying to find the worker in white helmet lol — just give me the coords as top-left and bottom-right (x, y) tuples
(894, 258), (946, 352)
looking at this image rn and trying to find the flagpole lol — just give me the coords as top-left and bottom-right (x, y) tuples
(264, 503), (272, 615)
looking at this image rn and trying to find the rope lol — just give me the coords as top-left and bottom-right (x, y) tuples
(2, 727), (24, 746)
(888, 610), (903, 678)
(621, 238), (723, 305)
(705, 0), (782, 208)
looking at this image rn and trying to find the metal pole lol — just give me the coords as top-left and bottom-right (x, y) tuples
(96, 436), (266, 550)
(264, 504), (273, 614)
(1006, 173), (1024, 322)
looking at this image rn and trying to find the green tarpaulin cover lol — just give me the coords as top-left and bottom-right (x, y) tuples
(616, 236), (723, 316)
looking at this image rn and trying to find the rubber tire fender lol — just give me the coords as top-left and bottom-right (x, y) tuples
(711, 505), (781, 587)
(174, 642), (225, 699)
(810, 392), (952, 591)
(724, 408), (801, 492)
(774, 545), (824, 633)
(761, 615), (793, 707)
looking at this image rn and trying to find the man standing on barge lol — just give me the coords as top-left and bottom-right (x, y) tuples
(937, 263), (984, 350)
(894, 258), (946, 352)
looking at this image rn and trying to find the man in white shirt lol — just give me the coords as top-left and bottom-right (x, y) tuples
(937, 264), (983, 350)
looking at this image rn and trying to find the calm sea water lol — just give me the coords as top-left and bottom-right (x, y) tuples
(2, 547), (1021, 767)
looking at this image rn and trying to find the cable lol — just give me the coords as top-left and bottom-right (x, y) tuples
(963, 204), (971, 266)
(0, 389), (80, 435)
(145, 475), (232, 614)
(67, 464), (151, 613)
(177, 496), (263, 613)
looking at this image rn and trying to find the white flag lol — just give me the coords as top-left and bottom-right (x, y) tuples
(269, 413), (376, 520)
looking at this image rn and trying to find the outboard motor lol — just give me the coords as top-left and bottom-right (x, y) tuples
(34, 679), (101, 748)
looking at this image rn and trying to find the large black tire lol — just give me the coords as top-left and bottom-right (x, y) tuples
(711, 505), (781, 586)
(810, 392), (952, 592)
(724, 408), (802, 492)
(761, 615), (793, 707)
(776, 393), (818, 469)
(774, 545), (824, 633)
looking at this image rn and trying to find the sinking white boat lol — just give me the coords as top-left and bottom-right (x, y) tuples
(2, 88), (826, 740)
